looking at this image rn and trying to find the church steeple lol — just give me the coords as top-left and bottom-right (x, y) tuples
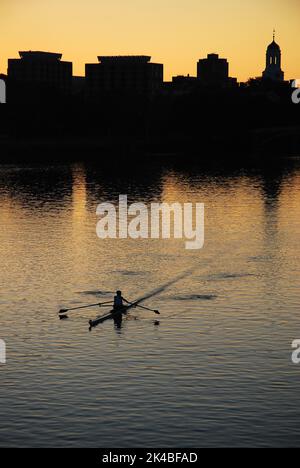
(262, 31), (284, 82)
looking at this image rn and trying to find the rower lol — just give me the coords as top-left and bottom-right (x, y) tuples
(113, 290), (130, 311)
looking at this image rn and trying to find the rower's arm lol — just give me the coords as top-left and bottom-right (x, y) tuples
(123, 298), (132, 304)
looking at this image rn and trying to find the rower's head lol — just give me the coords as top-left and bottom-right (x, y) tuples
(116, 290), (122, 296)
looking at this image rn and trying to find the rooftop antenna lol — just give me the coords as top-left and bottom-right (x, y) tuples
(273, 28), (276, 42)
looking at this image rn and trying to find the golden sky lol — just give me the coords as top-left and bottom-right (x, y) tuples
(0, 0), (299, 81)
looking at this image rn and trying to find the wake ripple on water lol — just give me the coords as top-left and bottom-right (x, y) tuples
(77, 290), (113, 297)
(172, 294), (217, 301)
(200, 272), (258, 282)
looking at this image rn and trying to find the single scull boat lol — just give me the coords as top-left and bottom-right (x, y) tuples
(89, 301), (139, 328)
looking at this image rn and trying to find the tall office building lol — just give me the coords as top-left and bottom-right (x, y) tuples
(197, 53), (229, 86)
(8, 51), (72, 93)
(85, 56), (163, 98)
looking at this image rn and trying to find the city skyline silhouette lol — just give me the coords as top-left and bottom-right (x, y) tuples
(1, 0), (299, 81)
(1, 32), (296, 85)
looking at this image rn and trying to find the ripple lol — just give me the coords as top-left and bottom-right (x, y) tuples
(172, 294), (217, 301)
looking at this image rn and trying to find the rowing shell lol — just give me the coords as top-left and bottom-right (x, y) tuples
(89, 302), (137, 328)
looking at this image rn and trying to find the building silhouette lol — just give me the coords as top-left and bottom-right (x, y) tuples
(85, 56), (163, 99)
(197, 53), (229, 86)
(262, 32), (284, 82)
(169, 75), (198, 94)
(8, 51), (72, 93)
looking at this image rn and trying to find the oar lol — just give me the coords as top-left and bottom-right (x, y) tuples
(59, 301), (113, 319)
(133, 304), (160, 315)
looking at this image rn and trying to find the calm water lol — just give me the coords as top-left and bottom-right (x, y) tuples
(1, 158), (300, 447)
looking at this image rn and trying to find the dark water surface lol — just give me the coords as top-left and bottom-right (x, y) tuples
(0, 158), (300, 447)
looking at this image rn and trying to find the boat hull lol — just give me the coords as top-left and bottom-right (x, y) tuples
(89, 305), (133, 328)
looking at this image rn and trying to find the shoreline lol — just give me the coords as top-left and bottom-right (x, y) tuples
(0, 128), (299, 163)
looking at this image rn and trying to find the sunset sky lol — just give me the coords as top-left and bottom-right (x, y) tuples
(0, 0), (299, 81)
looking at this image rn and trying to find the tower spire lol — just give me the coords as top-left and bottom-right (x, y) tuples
(263, 30), (284, 82)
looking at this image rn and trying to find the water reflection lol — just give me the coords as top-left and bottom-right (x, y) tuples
(113, 313), (123, 332)
(0, 164), (73, 207)
(1, 158), (300, 447)
(72, 163), (87, 221)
